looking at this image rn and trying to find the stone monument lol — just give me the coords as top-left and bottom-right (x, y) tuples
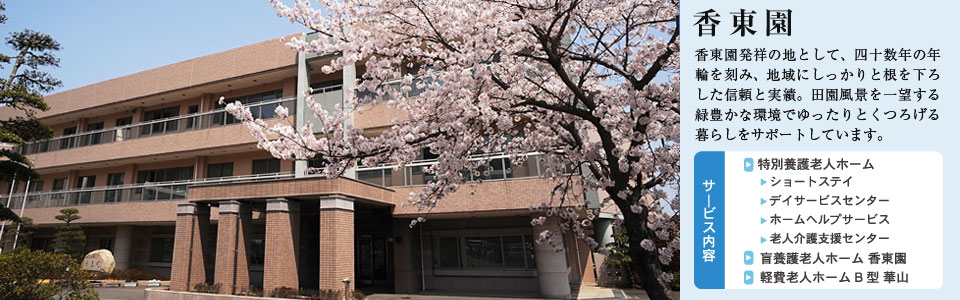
(82, 249), (116, 274)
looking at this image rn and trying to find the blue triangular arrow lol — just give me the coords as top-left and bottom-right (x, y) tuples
(761, 236), (767, 244)
(761, 198), (767, 205)
(761, 217), (767, 224)
(761, 178), (767, 186)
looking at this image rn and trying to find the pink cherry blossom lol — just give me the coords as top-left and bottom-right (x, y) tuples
(230, 1), (680, 298)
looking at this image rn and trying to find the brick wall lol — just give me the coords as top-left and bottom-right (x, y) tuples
(170, 204), (212, 292)
(262, 199), (300, 293)
(213, 202), (252, 294)
(317, 207), (354, 291)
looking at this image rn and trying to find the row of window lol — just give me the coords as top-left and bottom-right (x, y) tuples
(435, 235), (537, 270)
(214, 90), (283, 125)
(19, 90), (286, 155)
(30, 236), (178, 264)
(15, 159), (283, 194)
(356, 155), (558, 187)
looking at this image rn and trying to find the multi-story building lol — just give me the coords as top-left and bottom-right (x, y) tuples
(0, 33), (617, 298)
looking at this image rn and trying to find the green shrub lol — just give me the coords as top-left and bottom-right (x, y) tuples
(352, 289), (367, 300)
(300, 288), (345, 300)
(239, 286), (264, 297)
(53, 208), (86, 262)
(270, 286), (300, 298)
(0, 248), (98, 300)
(192, 282), (222, 294)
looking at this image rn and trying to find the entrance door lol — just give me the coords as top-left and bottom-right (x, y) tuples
(357, 235), (390, 287)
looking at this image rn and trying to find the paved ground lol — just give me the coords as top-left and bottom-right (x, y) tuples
(96, 286), (679, 300)
(368, 294), (543, 300)
(367, 288), (680, 300)
(95, 286), (147, 300)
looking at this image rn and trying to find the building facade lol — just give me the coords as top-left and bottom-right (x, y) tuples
(0, 34), (616, 298)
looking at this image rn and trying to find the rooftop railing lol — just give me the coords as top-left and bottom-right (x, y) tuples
(2, 172), (294, 209)
(15, 98), (297, 155)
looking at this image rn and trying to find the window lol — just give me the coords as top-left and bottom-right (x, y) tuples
(358, 168), (401, 186)
(137, 166), (194, 183)
(502, 235), (526, 268)
(259, 92), (280, 119)
(249, 239), (265, 266)
(115, 117), (133, 141)
(216, 90), (282, 124)
(75, 175), (95, 204)
(186, 105), (199, 129)
(76, 176), (96, 188)
(305, 157), (326, 175)
(99, 237), (114, 251)
(149, 238), (175, 262)
(357, 169), (384, 186)
(105, 173), (124, 203)
(436, 235), (535, 270)
(141, 106), (180, 135)
(60, 127), (77, 149)
(31, 238), (53, 252)
(310, 81), (342, 94)
(36, 140), (49, 153)
(51, 178), (67, 205)
(437, 237), (460, 268)
(463, 236), (504, 269)
(52, 178), (66, 191)
(26, 180), (43, 206)
(84, 122), (104, 145)
(252, 158), (281, 174)
(107, 173), (124, 186)
(115, 117), (133, 127)
(137, 166), (193, 201)
(27, 180), (43, 193)
(207, 162), (234, 178)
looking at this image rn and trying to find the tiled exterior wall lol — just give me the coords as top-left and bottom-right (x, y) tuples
(170, 204), (213, 292)
(187, 177), (393, 204)
(18, 200), (183, 225)
(317, 206), (354, 290)
(214, 202), (252, 295)
(393, 177), (570, 216)
(262, 199), (299, 293)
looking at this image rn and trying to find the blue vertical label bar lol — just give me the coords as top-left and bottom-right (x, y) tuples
(694, 151), (725, 289)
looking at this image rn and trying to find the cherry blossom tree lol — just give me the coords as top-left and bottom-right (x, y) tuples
(227, 0), (679, 298)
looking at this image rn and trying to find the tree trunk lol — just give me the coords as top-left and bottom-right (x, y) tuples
(622, 209), (673, 300)
(3, 52), (24, 90)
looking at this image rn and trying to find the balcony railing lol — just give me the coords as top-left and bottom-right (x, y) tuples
(2, 172), (293, 209)
(16, 98), (296, 155)
(354, 153), (562, 187)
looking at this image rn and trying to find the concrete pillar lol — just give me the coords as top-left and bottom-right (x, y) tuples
(318, 196), (354, 291)
(294, 44), (310, 178)
(195, 156), (209, 179)
(594, 216), (615, 250)
(67, 170), (78, 190)
(340, 61), (357, 180)
(77, 118), (88, 133)
(123, 164), (138, 187)
(131, 107), (143, 123)
(533, 216), (571, 299)
(170, 203), (212, 292)
(214, 201), (252, 295)
(114, 225), (135, 270)
(200, 93), (213, 112)
(263, 198), (300, 293)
